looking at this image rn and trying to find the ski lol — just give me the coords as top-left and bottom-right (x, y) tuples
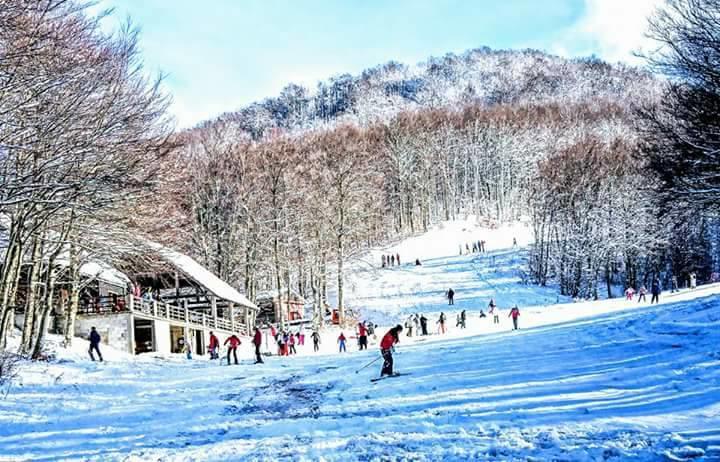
(370, 372), (410, 382)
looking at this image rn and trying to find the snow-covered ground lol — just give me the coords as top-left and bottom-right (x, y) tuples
(342, 218), (566, 325)
(2, 220), (720, 461)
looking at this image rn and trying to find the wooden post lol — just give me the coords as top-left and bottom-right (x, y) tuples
(128, 295), (134, 312)
(211, 296), (218, 326)
(127, 313), (135, 355)
(230, 303), (235, 332)
(245, 307), (251, 335)
(183, 299), (189, 323)
(152, 300), (157, 318)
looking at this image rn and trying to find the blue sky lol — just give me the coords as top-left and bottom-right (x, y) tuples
(95, 0), (659, 128)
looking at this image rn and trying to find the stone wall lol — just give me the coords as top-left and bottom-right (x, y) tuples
(75, 313), (131, 353)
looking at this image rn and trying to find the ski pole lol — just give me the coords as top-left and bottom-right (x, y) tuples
(355, 355), (382, 374)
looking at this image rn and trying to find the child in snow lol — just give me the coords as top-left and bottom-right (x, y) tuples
(208, 331), (220, 359)
(338, 333), (347, 353)
(509, 306), (520, 330)
(638, 286), (647, 303)
(625, 287), (635, 300)
(298, 326), (305, 346)
(380, 325), (403, 377)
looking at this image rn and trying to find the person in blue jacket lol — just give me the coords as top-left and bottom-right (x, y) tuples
(89, 327), (103, 362)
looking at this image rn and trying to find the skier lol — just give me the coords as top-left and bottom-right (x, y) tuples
(379, 324), (403, 377)
(455, 313), (462, 327)
(480, 240), (486, 253)
(390, 254), (395, 266)
(509, 305), (520, 330)
(447, 288), (455, 305)
(413, 314), (420, 334)
(367, 321), (376, 340)
(671, 275), (679, 293)
(224, 334), (241, 365)
(282, 332), (290, 355)
(415, 258), (422, 266)
(638, 286), (647, 303)
(625, 287), (635, 300)
(512, 237), (518, 249)
(358, 322), (368, 350)
(382, 254), (386, 268)
(396, 253), (400, 265)
(651, 278), (661, 304)
(690, 272), (697, 289)
(479, 309), (487, 318)
(299, 325), (305, 346)
(420, 314), (428, 336)
(460, 309), (466, 328)
(288, 332), (297, 355)
(253, 327), (264, 363)
(405, 317), (413, 337)
(311, 331), (321, 352)
(437, 312), (447, 334)
(208, 331), (219, 359)
(276, 333), (285, 356)
(338, 332), (347, 353)
(472, 242), (478, 253)
(88, 326), (103, 362)
(489, 298), (499, 324)
(466, 243), (470, 253)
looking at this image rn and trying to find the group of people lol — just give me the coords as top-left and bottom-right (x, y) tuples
(381, 253), (401, 268)
(461, 240), (487, 254)
(625, 273), (699, 305)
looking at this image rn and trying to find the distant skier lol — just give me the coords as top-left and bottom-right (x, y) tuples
(415, 258), (422, 266)
(512, 237), (518, 249)
(690, 272), (697, 289)
(180, 337), (192, 360)
(466, 243), (470, 253)
(638, 286), (647, 303)
(479, 309), (487, 318)
(382, 254), (386, 268)
(253, 327), (264, 363)
(88, 326), (103, 362)
(208, 331), (220, 359)
(405, 318), (413, 337)
(671, 275), (679, 293)
(358, 322), (368, 350)
(651, 278), (661, 304)
(299, 325), (305, 346)
(311, 331), (321, 352)
(447, 288), (455, 305)
(413, 314), (420, 334)
(489, 298), (499, 324)
(390, 255), (395, 266)
(224, 334), (241, 365)
(379, 324), (403, 377)
(367, 321), (376, 340)
(437, 312), (447, 334)
(480, 240), (486, 253)
(288, 332), (297, 355)
(420, 314), (428, 335)
(396, 253), (400, 265)
(509, 305), (520, 330)
(472, 242), (478, 253)
(625, 287), (635, 300)
(338, 332), (347, 353)
(460, 309), (467, 328)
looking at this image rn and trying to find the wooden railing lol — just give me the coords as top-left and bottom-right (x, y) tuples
(74, 295), (250, 334)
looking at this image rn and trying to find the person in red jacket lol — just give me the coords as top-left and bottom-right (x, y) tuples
(509, 305), (520, 330)
(224, 334), (241, 365)
(208, 331), (220, 360)
(338, 332), (347, 352)
(252, 327), (263, 364)
(357, 322), (368, 350)
(380, 324), (403, 377)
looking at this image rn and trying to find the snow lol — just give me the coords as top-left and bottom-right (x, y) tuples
(79, 261), (130, 288)
(147, 242), (257, 310)
(2, 221), (720, 461)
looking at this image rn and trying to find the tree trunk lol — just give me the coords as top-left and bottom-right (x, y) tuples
(20, 234), (42, 354)
(63, 243), (80, 346)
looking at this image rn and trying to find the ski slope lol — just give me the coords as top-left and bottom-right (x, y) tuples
(342, 219), (568, 325)
(1, 288), (719, 461)
(2, 220), (720, 461)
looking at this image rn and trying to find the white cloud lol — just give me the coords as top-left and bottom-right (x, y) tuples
(554, 0), (663, 63)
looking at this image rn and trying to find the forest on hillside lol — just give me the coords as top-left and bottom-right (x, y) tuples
(1, 0), (719, 355)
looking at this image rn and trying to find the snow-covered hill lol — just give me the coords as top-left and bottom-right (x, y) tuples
(341, 218), (566, 325)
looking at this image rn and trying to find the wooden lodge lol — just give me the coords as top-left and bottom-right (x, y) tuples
(255, 288), (306, 326)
